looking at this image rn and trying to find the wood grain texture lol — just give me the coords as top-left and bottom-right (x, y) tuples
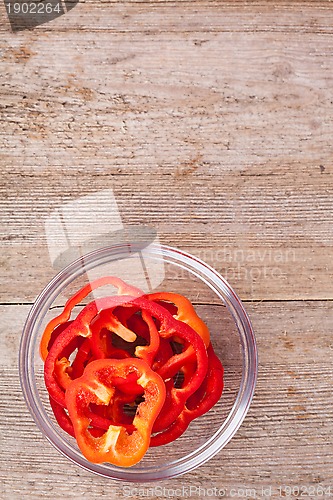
(0, 1), (332, 301)
(1, 163), (332, 300)
(1, 302), (333, 499)
(1, 2), (333, 33)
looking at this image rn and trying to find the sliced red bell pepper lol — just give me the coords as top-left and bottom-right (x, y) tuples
(49, 396), (75, 438)
(50, 394), (136, 438)
(151, 337), (174, 372)
(53, 335), (85, 390)
(41, 278), (225, 463)
(47, 320), (74, 353)
(44, 295), (137, 407)
(150, 344), (224, 446)
(65, 358), (166, 466)
(147, 292), (210, 347)
(90, 307), (159, 366)
(129, 296), (208, 393)
(40, 277), (143, 361)
(46, 294), (208, 408)
(70, 338), (94, 379)
(125, 297), (209, 433)
(152, 357), (197, 433)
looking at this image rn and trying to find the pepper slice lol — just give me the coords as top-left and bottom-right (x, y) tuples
(130, 296), (208, 388)
(147, 292), (210, 347)
(130, 297), (209, 433)
(40, 276), (143, 361)
(90, 307), (160, 366)
(44, 295), (137, 407)
(49, 397), (75, 438)
(71, 338), (95, 379)
(151, 344), (224, 446)
(41, 278), (225, 463)
(50, 392), (138, 439)
(65, 358), (166, 466)
(152, 356), (197, 433)
(45, 295), (208, 409)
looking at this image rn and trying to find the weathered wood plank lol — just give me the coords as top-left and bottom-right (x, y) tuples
(1, 301), (332, 498)
(2, 2), (333, 34)
(1, 6), (332, 302)
(1, 165), (332, 301)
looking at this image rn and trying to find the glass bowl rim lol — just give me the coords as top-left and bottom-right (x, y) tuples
(19, 243), (258, 481)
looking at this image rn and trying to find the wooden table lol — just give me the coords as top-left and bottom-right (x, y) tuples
(1, 1), (333, 498)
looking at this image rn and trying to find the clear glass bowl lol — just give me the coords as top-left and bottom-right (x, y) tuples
(19, 243), (257, 481)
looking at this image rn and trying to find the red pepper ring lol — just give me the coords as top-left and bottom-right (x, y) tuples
(89, 307), (160, 366)
(151, 337), (174, 372)
(127, 296), (208, 393)
(150, 344), (224, 447)
(126, 297), (209, 433)
(50, 395), (110, 438)
(152, 358), (197, 433)
(147, 292), (211, 348)
(49, 396), (75, 438)
(65, 358), (166, 466)
(90, 389), (140, 427)
(40, 276), (144, 361)
(50, 394), (137, 439)
(45, 295), (208, 415)
(71, 338), (94, 379)
(53, 335), (86, 390)
(44, 295), (138, 407)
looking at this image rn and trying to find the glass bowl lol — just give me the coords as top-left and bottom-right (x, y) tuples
(19, 243), (257, 481)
